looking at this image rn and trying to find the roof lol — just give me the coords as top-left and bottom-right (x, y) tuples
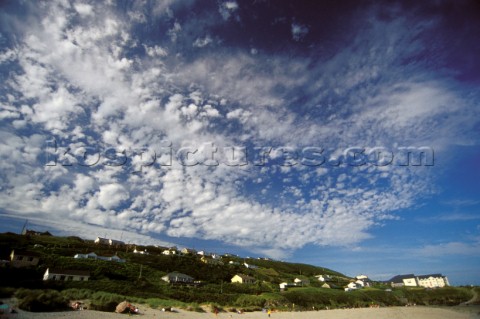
(47, 268), (90, 276)
(388, 274), (416, 283)
(417, 274), (443, 279)
(11, 249), (41, 257)
(164, 272), (194, 279)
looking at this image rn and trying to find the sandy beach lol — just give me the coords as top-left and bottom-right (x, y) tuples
(3, 305), (479, 319)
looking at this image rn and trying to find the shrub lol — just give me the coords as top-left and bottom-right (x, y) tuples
(17, 289), (69, 312)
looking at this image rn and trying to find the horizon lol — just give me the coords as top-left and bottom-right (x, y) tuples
(0, 1), (479, 287)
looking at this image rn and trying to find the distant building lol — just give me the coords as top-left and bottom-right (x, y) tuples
(23, 229), (52, 236)
(74, 252), (125, 263)
(243, 262), (259, 269)
(10, 250), (40, 268)
(181, 248), (197, 255)
(43, 268), (90, 281)
(133, 247), (149, 255)
(388, 273), (449, 288)
(388, 274), (418, 287)
(315, 274), (331, 282)
(94, 237), (109, 245)
(94, 237), (125, 246)
(161, 272), (194, 284)
(417, 274), (449, 288)
(162, 249), (177, 255)
(231, 274), (256, 284)
(294, 277), (310, 286)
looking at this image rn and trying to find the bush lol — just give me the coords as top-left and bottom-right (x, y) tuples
(16, 289), (69, 312)
(235, 294), (267, 307)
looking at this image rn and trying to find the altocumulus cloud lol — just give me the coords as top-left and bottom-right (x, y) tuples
(0, 0), (478, 258)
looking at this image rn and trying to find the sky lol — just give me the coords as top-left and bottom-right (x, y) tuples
(0, 0), (479, 286)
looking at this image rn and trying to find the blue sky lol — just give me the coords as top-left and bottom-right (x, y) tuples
(0, 0), (479, 285)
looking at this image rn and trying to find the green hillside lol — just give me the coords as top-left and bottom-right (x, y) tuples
(0, 232), (474, 312)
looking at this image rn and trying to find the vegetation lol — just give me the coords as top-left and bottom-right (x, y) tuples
(0, 232), (475, 312)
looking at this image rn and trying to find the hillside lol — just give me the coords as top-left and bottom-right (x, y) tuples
(0, 232), (474, 312)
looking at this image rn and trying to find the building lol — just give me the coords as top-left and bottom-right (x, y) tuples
(94, 237), (125, 246)
(10, 250), (40, 268)
(74, 252), (125, 263)
(23, 229), (52, 236)
(315, 275), (331, 282)
(417, 274), (449, 288)
(133, 247), (149, 255)
(345, 282), (360, 291)
(388, 274), (418, 287)
(161, 272), (194, 284)
(162, 249), (177, 255)
(293, 277), (310, 286)
(43, 268), (90, 281)
(243, 262), (259, 269)
(94, 237), (109, 245)
(181, 248), (197, 255)
(200, 256), (224, 265)
(231, 274), (256, 284)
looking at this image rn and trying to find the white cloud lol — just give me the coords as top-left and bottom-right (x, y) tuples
(291, 23), (309, 41)
(193, 35), (213, 48)
(97, 184), (129, 210)
(0, 1), (477, 260)
(219, 1), (239, 20)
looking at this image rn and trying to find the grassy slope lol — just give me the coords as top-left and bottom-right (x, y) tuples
(0, 232), (474, 310)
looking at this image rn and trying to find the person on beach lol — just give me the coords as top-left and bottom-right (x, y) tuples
(267, 309), (271, 317)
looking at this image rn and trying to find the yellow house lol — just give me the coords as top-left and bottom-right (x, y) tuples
(231, 274), (256, 284)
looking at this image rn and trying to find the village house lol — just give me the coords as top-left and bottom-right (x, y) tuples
(231, 274), (256, 284)
(94, 237), (125, 246)
(315, 274), (331, 282)
(200, 256), (224, 265)
(388, 274), (419, 287)
(293, 277), (310, 286)
(161, 272), (194, 284)
(243, 262), (259, 269)
(181, 248), (197, 255)
(133, 247), (149, 255)
(10, 250), (40, 268)
(417, 274), (449, 288)
(162, 249), (177, 255)
(74, 252), (125, 263)
(43, 268), (90, 281)
(345, 282), (360, 291)
(23, 229), (52, 236)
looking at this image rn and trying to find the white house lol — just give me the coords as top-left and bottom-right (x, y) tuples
(345, 282), (359, 291)
(417, 274), (449, 288)
(244, 262), (259, 269)
(294, 277), (310, 286)
(43, 268), (90, 281)
(162, 249), (177, 255)
(315, 275), (331, 282)
(162, 272), (194, 283)
(133, 248), (149, 255)
(74, 252), (125, 263)
(94, 237), (109, 245)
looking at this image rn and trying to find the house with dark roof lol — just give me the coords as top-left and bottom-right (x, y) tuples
(43, 268), (90, 281)
(388, 274), (418, 287)
(161, 272), (194, 284)
(10, 250), (41, 268)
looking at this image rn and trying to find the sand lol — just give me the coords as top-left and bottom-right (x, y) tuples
(2, 305), (480, 319)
